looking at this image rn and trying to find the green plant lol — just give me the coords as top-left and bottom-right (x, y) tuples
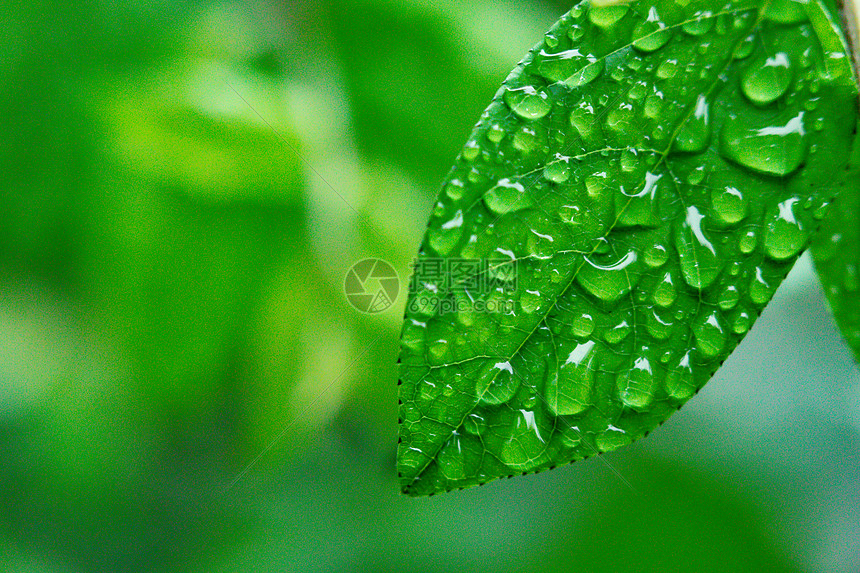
(396, 0), (860, 496)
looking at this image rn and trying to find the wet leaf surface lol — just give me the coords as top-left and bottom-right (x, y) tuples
(812, 118), (860, 362)
(397, 0), (858, 496)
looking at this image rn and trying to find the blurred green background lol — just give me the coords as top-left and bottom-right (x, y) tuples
(1, 1), (859, 571)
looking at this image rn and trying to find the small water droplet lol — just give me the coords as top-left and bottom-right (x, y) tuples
(683, 10), (714, 36)
(520, 290), (543, 314)
(762, 0), (808, 24)
(604, 319), (631, 344)
(504, 86), (552, 120)
(570, 101), (597, 138)
(646, 308), (674, 340)
(462, 140), (481, 162)
(733, 34), (755, 60)
(568, 25), (584, 41)
(512, 125), (545, 153)
(617, 171), (662, 228)
(606, 103), (635, 132)
(445, 179), (465, 201)
(628, 81), (648, 101)
(538, 48), (603, 85)
(643, 93), (664, 118)
(742, 52), (793, 106)
(488, 123), (505, 143)
(484, 178), (533, 215)
(739, 230), (757, 254)
(732, 310), (751, 334)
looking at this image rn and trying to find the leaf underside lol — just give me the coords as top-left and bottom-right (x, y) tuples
(812, 118), (860, 362)
(397, 0), (859, 496)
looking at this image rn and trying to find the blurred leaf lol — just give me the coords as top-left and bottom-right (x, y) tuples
(397, 0), (859, 496)
(812, 119), (860, 362)
(326, 0), (521, 183)
(100, 63), (304, 204)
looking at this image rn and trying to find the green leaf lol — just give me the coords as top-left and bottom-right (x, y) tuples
(397, 0), (859, 497)
(812, 120), (860, 361)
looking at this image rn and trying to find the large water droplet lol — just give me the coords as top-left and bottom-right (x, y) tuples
(764, 197), (807, 260)
(749, 267), (773, 305)
(436, 434), (467, 480)
(617, 171), (662, 228)
(589, 3), (629, 28)
(693, 310), (726, 359)
(718, 285), (740, 310)
(484, 178), (533, 215)
(496, 409), (550, 471)
(644, 244), (668, 268)
(653, 271), (677, 308)
(762, 0), (808, 24)
(577, 250), (639, 303)
(604, 319), (631, 344)
(617, 349), (656, 409)
(428, 210), (464, 255)
(504, 86), (552, 120)
(632, 7), (673, 52)
(476, 361), (521, 405)
(742, 52), (793, 106)
(571, 313), (595, 338)
(646, 308), (674, 340)
(570, 101), (597, 138)
(712, 186), (748, 225)
(720, 112), (808, 177)
(676, 206), (722, 289)
(682, 10), (714, 36)
(548, 340), (597, 415)
(666, 352), (696, 400)
(544, 155), (571, 183)
(538, 48), (601, 84)
(674, 94), (711, 153)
